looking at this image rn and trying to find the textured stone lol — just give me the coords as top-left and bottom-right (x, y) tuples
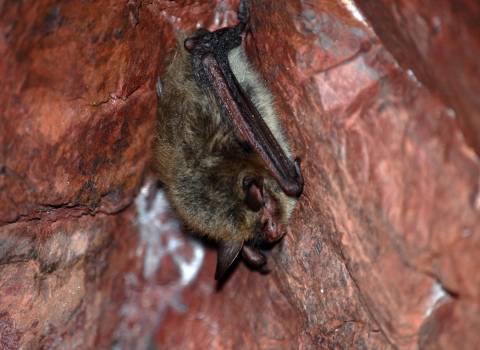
(0, 0), (160, 223)
(354, 0), (480, 157)
(419, 300), (480, 349)
(1, 0), (479, 349)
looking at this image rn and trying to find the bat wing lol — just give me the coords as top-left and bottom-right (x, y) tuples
(201, 52), (304, 197)
(184, 3), (303, 198)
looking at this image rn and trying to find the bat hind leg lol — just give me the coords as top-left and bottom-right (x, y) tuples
(241, 245), (271, 273)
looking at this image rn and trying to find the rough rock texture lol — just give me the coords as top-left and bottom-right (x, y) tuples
(1, 0), (479, 349)
(354, 0), (480, 157)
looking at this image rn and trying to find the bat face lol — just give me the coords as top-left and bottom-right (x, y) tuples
(154, 0), (303, 279)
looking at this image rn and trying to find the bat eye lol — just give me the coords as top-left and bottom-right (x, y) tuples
(243, 177), (263, 212)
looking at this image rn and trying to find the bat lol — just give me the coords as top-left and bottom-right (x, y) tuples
(154, 0), (303, 279)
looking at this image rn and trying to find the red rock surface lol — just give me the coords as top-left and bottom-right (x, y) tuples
(355, 0), (480, 157)
(1, 0), (479, 349)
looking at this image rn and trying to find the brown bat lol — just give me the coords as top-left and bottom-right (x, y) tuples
(154, 0), (303, 279)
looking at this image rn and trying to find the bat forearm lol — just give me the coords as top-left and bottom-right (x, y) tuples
(201, 53), (303, 197)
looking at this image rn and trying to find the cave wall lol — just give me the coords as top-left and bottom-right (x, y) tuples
(1, 0), (479, 348)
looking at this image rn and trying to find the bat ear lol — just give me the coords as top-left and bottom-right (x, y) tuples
(241, 244), (268, 270)
(243, 176), (263, 212)
(215, 240), (243, 280)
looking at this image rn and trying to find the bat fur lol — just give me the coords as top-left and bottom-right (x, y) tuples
(155, 42), (297, 245)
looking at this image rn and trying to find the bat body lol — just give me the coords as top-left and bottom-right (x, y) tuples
(154, 0), (303, 279)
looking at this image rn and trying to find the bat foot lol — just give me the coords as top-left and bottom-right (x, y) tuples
(237, 0), (250, 28)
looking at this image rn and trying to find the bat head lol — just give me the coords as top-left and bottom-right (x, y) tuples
(242, 174), (295, 243)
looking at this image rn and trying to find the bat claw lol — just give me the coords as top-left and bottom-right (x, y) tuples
(237, 0), (249, 29)
(293, 157), (304, 196)
(155, 77), (163, 98)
